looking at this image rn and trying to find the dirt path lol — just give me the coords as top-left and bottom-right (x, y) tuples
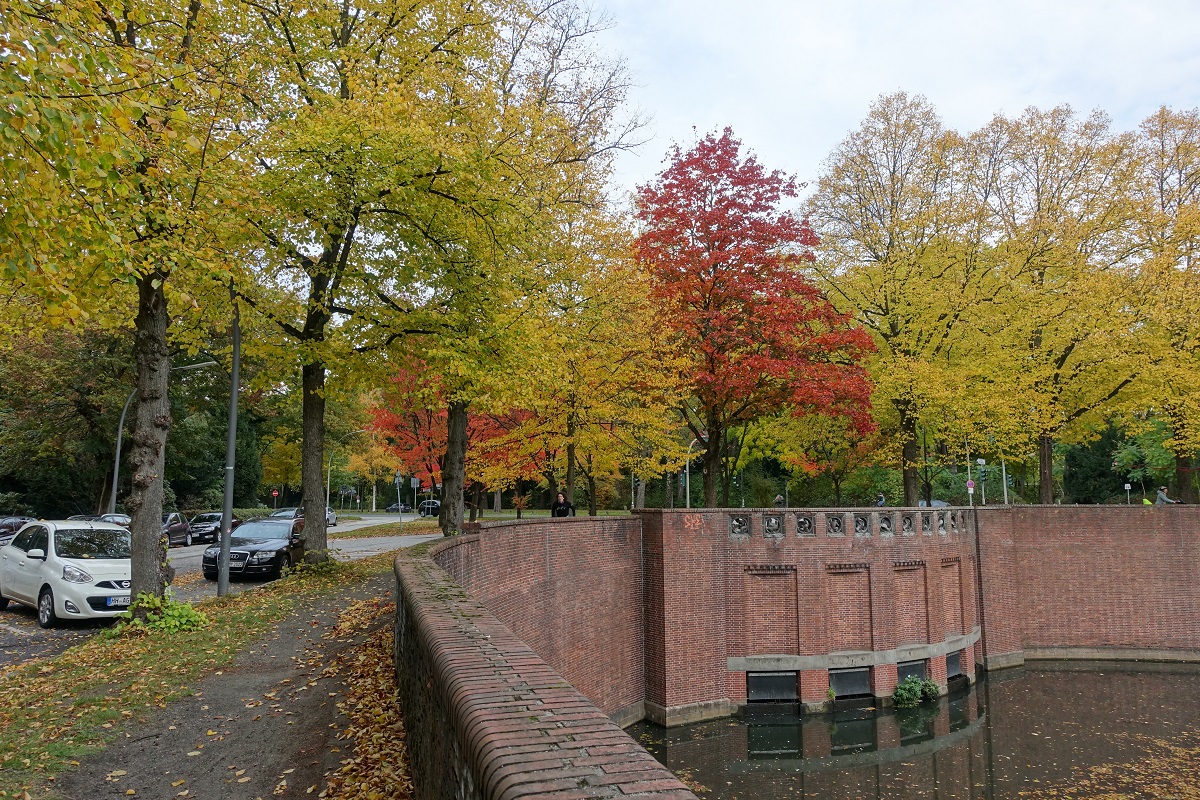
(54, 574), (395, 800)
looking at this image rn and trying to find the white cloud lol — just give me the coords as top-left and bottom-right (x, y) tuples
(597, 0), (1200, 194)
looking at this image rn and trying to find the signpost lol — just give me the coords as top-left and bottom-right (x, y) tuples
(1125, 483), (1132, 505)
(966, 479), (975, 506)
(272, 488), (279, 509)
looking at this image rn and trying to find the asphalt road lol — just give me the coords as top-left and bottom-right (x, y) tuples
(0, 514), (439, 670)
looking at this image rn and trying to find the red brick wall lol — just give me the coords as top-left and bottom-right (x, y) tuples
(433, 517), (646, 721)
(976, 506), (1200, 666)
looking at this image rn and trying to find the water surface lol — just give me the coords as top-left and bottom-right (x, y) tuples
(629, 663), (1200, 799)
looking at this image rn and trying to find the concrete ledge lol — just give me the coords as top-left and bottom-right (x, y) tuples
(644, 699), (737, 727)
(729, 628), (980, 672)
(609, 700), (646, 729)
(981, 650), (1026, 671)
(1024, 646), (1200, 663)
(394, 547), (696, 800)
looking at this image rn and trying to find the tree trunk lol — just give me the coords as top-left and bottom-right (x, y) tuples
(565, 439), (577, 505)
(439, 400), (468, 535)
(664, 472), (674, 509)
(703, 423), (722, 507)
(469, 482), (481, 522)
(301, 361), (327, 561)
(493, 489), (501, 512)
(1176, 454), (1194, 504)
(587, 472), (598, 516)
(635, 475), (646, 509)
(1038, 434), (1055, 504)
(898, 409), (919, 506)
(128, 273), (174, 607)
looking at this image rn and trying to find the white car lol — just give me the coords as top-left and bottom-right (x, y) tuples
(0, 521), (132, 628)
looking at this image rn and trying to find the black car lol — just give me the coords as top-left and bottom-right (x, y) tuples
(201, 518), (305, 581)
(385, 503), (411, 513)
(188, 512), (242, 544)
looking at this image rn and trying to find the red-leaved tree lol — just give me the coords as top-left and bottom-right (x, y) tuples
(635, 128), (875, 507)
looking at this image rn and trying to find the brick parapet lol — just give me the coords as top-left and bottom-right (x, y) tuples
(395, 542), (698, 800)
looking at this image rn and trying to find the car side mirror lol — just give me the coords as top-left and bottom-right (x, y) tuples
(27, 548), (46, 560)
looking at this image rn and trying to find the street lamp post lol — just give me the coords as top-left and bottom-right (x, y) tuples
(108, 360), (217, 515)
(326, 429), (367, 508)
(977, 458), (987, 505)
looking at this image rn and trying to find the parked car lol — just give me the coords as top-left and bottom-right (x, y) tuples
(188, 512), (242, 544)
(201, 518), (305, 581)
(269, 507), (300, 519)
(0, 521), (132, 627)
(162, 512), (193, 547)
(384, 503), (411, 513)
(66, 514), (102, 521)
(99, 513), (131, 526)
(418, 499), (441, 517)
(326, 507), (337, 527)
(0, 517), (36, 546)
(918, 500), (950, 507)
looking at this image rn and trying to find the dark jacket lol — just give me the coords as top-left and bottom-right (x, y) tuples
(551, 499), (576, 517)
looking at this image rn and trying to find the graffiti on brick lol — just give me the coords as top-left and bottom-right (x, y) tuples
(763, 514), (784, 539)
(683, 514), (704, 532)
(730, 515), (751, 539)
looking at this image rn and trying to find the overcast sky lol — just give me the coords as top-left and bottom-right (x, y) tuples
(596, 0), (1200, 197)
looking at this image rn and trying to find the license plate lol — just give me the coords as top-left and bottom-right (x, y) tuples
(107, 596), (131, 607)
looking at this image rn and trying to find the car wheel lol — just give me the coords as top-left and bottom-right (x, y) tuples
(184, 531), (193, 547)
(37, 588), (57, 629)
(274, 553), (291, 580)
(0, 593), (8, 611)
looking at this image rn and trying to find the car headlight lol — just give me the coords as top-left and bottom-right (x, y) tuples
(249, 551), (275, 564)
(63, 564), (93, 584)
(204, 547), (219, 557)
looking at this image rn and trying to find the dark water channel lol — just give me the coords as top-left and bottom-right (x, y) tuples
(629, 663), (1200, 799)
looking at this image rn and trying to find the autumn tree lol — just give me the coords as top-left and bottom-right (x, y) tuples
(1128, 107), (1200, 502)
(808, 93), (1007, 505)
(1, 0), (249, 603)
(976, 106), (1145, 503)
(636, 128), (875, 508)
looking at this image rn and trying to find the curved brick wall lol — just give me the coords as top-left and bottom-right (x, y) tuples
(393, 506), (1200, 796)
(393, 536), (697, 800)
(640, 508), (982, 724)
(976, 506), (1200, 668)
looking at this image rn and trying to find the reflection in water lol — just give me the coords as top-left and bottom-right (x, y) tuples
(630, 663), (1200, 799)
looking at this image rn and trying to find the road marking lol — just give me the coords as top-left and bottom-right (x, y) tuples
(0, 623), (34, 637)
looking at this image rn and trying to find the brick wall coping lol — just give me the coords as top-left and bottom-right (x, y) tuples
(395, 536), (698, 800)
(728, 627), (981, 672)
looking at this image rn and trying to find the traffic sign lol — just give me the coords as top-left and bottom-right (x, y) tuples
(272, 489), (279, 497)
(966, 480), (975, 489)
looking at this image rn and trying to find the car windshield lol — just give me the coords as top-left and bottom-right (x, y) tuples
(269, 508), (295, 517)
(231, 522), (290, 540)
(193, 513), (221, 523)
(55, 528), (131, 559)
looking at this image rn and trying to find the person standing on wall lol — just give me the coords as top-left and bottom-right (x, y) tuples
(551, 492), (576, 517)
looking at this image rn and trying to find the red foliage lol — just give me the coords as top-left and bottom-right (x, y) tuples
(370, 366), (543, 490)
(635, 128), (875, 434)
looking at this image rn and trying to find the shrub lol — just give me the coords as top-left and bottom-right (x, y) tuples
(892, 675), (941, 708)
(117, 593), (208, 635)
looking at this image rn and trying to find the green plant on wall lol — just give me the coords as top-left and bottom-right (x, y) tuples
(892, 675), (940, 709)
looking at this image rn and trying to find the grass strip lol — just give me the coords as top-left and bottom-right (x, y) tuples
(0, 552), (398, 799)
(331, 519), (441, 539)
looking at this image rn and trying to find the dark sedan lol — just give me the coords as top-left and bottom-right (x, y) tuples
(0, 516), (36, 546)
(188, 512), (242, 544)
(200, 518), (304, 581)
